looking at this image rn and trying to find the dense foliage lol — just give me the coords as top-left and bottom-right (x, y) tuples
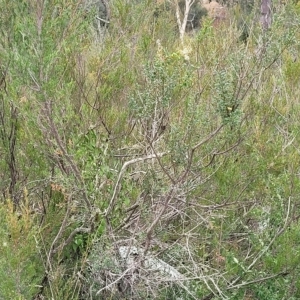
(1, 0), (300, 299)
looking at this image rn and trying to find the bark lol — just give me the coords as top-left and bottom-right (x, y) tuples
(175, 0), (195, 42)
(260, 0), (272, 30)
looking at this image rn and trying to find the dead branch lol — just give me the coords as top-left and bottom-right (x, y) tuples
(42, 100), (92, 211)
(47, 193), (72, 268)
(53, 227), (91, 254)
(104, 152), (167, 216)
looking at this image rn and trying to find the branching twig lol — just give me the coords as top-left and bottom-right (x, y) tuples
(179, 125), (224, 183)
(47, 193), (72, 268)
(229, 196), (291, 287)
(227, 271), (288, 290)
(192, 125), (224, 151)
(96, 266), (134, 296)
(42, 100), (92, 211)
(52, 227), (91, 254)
(144, 185), (178, 255)
(104, 152), (166, 217)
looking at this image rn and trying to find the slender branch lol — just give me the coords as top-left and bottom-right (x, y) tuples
(144, 185), (178, 255)
(96, 267), (135, 296)
(227, 271), (289, 290)
(192, 125), (224, 151)
(147, 135), (175, 184)
(47, 193), (72, 267)
(229, 196), (291, 287)
(96, 16), (110, 24)
(52, 227), (91, 254)
(179, 124), (224, 183)
(105, 152), (167, 216)
(43, 101), (92, 211)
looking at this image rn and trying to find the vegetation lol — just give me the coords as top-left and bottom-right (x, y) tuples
(0, 0), (300, 299)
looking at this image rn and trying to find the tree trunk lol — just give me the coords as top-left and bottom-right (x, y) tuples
(260, 0), (272, 30)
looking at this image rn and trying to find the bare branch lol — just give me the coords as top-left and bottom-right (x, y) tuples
(192, 125), (224, 151)
(227, 271), (288, 290)
(42, 100), (92, 211)
(229, 196), (291, 287)
(52, 227), (91, 254)
(96, 267), (135, 296)
(105, 152), (167, 216)
(47, 193), (72, 268)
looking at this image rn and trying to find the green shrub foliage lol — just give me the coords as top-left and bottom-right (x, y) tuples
(0, 0), (300, 299)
